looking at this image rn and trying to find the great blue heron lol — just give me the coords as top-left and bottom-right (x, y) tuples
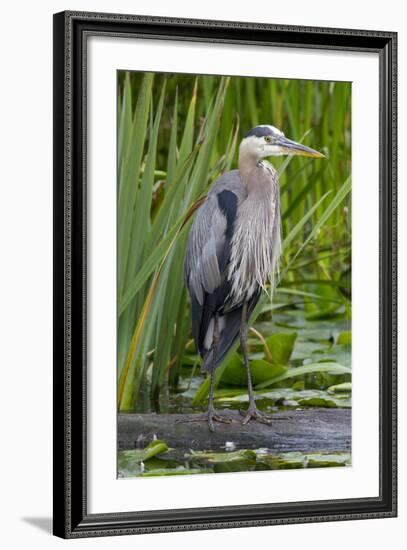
(184, 125), (324, 431)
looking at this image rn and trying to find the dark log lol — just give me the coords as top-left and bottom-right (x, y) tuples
(118, 408), (351, 453)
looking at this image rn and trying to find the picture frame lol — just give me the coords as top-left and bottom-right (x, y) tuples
(53, 10), (397, 538)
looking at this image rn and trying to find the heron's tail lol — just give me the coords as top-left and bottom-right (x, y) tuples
(200, 308), (242, 373)
(200, 291), (260, 373)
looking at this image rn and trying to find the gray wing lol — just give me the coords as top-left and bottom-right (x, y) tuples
(184, 197), (226, 305)
(184, 170), (244, 305)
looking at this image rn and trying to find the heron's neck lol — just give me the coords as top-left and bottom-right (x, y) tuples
(239, 151), (277, 194)
(239, 150), (259, 186)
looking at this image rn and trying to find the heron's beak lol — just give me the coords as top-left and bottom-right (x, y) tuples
(275, 136), (325, 158)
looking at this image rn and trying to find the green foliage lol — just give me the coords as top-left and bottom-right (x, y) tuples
(195, 331), (297, 396)
(117, 71), (351, 412)
(188, 449), (257, 463)
(221, 357), (286, 388)
(118, 440), (170, 476)
(214, 387), (351, 409)
(120, 440), (168, 462)
(254, 362), (351, 390)
(118, 441), (351, 477)
(328, 382), (352, 393)
(266, 332), (297, 365)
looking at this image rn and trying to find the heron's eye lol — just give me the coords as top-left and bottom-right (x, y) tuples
(264, 136), (272, 143)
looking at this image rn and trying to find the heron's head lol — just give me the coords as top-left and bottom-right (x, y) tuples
(240, 125), (325, 161)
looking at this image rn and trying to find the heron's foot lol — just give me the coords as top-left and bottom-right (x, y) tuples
(240, 404), (273, 426)
(176, 409), (234, 432)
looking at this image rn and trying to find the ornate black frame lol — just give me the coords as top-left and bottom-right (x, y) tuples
(53, 10), (397, 538)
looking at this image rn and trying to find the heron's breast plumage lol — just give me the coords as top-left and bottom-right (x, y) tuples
(226, 164), (281, 309)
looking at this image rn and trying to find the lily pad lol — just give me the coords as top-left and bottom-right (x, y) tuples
(188, 449), (256, 463)
(215, 388), (351, 409)
(270, 452), (307, 469)
(216, 332), (296, 388)
(328, 382), (352, 393)
(255, 451), (351, 470)
(119, 440), (168, 463)
(297, 396), (338, 408)
(214, 387), (351, 409)
(221, 356), (287, 386)
(139, 467), (209, 477)
(307, 453), (351, 467)
(214, 462), (255, 473)
(303, 344), (351, 368)
(335, 330), (352, 345)
(265, 332), (297, 365)
(291, 341), (330, 361)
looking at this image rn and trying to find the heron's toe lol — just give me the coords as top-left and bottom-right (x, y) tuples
(255, 414), (273, 425)
(213, 413), (233, 424)
(239, 406), (273, 426)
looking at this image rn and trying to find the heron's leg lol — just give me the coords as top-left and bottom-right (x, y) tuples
(176, 314), (234, 431)
(240, 302), (273, 425)
(203, 314), (235, 431)
(177, 372), (233, 431)
(207, 313), (220, 413)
